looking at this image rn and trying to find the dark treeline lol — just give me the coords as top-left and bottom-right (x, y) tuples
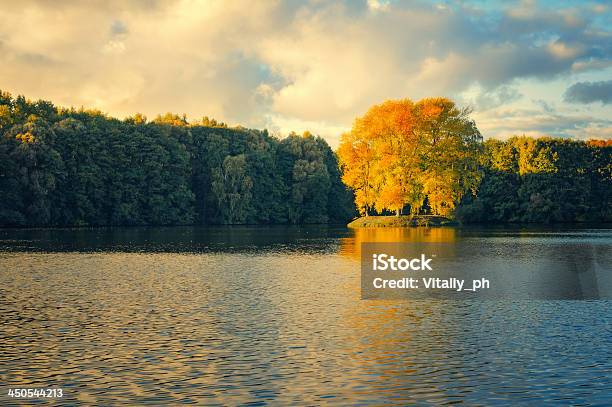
(1, 91), (610, 227)
(0, 91), (356, 227)
(457, 137), (612, 223)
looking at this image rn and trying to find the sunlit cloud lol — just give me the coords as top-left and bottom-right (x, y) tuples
(0, 0), (610, 147)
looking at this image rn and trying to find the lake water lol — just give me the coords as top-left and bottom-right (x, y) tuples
(1, 226), (611, 405)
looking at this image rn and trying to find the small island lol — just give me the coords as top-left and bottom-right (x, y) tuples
(348, 215), (457, 228)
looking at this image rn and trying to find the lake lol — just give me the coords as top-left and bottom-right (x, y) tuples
(1, 226), (611, 405)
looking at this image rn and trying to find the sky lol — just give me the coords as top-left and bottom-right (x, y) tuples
(0, 0), (610, 147)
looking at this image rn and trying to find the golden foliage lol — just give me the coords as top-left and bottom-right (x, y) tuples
(15, 131), (35, 143)
(338, 97), (482, 216)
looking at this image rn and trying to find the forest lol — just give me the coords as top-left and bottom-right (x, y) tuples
(457, 137), (612, 223)
(0, 91), (610, 227)
(338, 97), (611, 223)
(0, 91), (355, 227)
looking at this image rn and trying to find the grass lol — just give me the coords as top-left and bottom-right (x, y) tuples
(347, 215), (457, 228)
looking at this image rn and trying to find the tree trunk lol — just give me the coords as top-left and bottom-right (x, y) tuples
(396, 208), (400, 217)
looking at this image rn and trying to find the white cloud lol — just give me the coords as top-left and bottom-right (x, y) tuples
(0, 0), (610, 146)
(103, 40), (126, 54)
(367, 0), (390, 13)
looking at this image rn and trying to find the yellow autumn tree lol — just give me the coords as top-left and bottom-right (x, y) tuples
(337, 131), (377, 215)
(414, 98), (483, 215)
(338, 97), (482, 217)
(338, 99), (425, 216)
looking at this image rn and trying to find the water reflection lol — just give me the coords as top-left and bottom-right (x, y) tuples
(0, 226), (611, 404)
(0, 226), (352, 254)
(339, 227), (457, 260)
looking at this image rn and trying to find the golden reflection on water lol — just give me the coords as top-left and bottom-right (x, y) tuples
(339, 227), (457, 260)
(328, 227), (457, 402)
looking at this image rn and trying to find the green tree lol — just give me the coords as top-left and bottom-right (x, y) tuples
(211, 154), (253, 224)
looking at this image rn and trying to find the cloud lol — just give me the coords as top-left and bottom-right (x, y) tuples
(473, 105), (612, 141)
(571, 59), (612, 73)
(564, 80), (612, 104)
(0, 0), (610, 146)
(367, 0), (390, 13)
(110, 20), (128, 36)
